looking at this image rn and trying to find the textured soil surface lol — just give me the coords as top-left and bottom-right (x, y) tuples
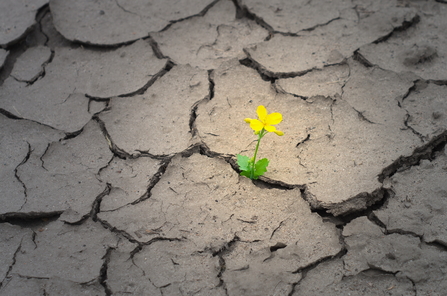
(1, 0), (447, 295)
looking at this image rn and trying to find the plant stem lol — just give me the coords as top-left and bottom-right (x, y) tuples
(250, 129), (265, 179)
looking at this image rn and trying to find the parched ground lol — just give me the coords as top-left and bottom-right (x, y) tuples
(1, 0), (447, 295)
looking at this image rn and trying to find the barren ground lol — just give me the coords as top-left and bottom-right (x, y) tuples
(1, 0), (447, 295)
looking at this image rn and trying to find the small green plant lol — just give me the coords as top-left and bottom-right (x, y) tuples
(237, 105), (284, 180)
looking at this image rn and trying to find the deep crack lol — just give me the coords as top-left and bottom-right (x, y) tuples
(1, 212), (62, 225)
(231, 1), (274, 35)
(130, 156), (173, 205)
(90, 184), (112, 222)
(311, 129), (447, 219)
(372, 14), (420, 44)
(240, 52), (313, 80)
(146, 34), (169, 60)
(207, 69), (215, 101)
(94, 116), (131, 159)
(379, 130), (447, 182)
(99, 247), (114, 296)
(38, 7), (50, 46)
(353, 49), (374, 68)
(300, 16), (341, 32)
(0, 108), (23, 120)
(0, 211), (63, 225)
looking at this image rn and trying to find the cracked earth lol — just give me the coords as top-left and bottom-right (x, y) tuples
(1, 0), (447, 295)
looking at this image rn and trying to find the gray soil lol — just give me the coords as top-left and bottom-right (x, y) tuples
(1, 0), (447, 295)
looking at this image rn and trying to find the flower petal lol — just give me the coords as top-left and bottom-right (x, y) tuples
(265, 112), (282, 125)
(274, 130), (284, 136)
(264, 125), (277, 132)
(256, 105), (267, 122)
(244, 118), (253, 123)
(249, 119), (264, 131)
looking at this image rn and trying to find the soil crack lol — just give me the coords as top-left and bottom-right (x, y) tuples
(158, 0), (221, 33)
(99, 247), (114, 296)
(231, 0), (274, 35)
(90, 184), (112, 222)
(212, 235), (239, 296)
(117, 60), (174, 98)
(379, 129), (447, 182)
(15, 142), (31, 212)
(372, 14), (420, 44)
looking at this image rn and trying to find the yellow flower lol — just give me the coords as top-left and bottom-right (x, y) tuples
(244, 105), (284, 136)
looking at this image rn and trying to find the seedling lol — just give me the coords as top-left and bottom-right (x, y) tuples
(237, 105), (284, 179)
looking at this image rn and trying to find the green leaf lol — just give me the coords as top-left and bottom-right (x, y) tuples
(237, 155), (269, 180)
(236, 154), (251, 171)
(240, 170), (252, 178)
(254, 158), (269, 178)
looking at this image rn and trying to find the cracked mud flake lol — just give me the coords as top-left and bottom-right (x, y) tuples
(0, 275), (105, 296)
(0, 40), (166, 132)
(344, 218), (416, 276)
(402, 82), (447, 141)
(196, 59), (421, 214)
(275, 64), (349, 98)
(0, 61), (83, 132)
(11, 218), (118, 283)
(99, 64), (209, 156)
(98, 154), (240, 248)
(74, 39), (168, 99)
(341, 59), (418, 126)
(222, 241), (302, 296)
(14, 120), (112, 223)
(49, 0), (216, 45)
(306, 102), (418, 208)
(375, 151), (447, 245)
(129, 240), (225, 296)
(10, 46), (52, 83)
(152, 0), (268, 70)
(98, 153), (341, 294)
(292, 259), (415, 296)
(238, 0), (351, 33)
(0, 77), (83, 134)
(342, 216), (447, 295)
(0, 223), (33, 284)
(0, 276), (45, 296)
(0, 114), (64, 215)
(106, 241), (161, 295)
(99, 156), (162, 211)
(107, 226), (224, 295)
(358, 2), (447, 80)
(0, 0), (48, 47)
(244, 4), (416, 74)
